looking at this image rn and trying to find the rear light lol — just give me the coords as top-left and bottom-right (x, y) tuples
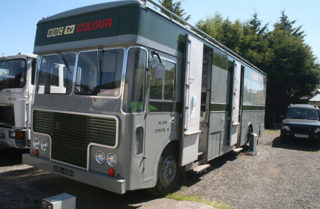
(15, 131), (25, 140)
(108, 168), (115, 177)
(8, 131), (25, 140)
(34, 149), (39, 156)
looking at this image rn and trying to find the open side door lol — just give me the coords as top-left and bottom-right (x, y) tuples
(229, 61), (242, 146)
(180, 35), (204, 166)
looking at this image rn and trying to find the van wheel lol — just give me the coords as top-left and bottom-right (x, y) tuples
(151, 146), (180, 196)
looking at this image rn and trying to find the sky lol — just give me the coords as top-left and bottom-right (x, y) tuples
(1, 0), (319, 62)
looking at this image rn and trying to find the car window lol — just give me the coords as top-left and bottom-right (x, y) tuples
(286, 108), (319, 120)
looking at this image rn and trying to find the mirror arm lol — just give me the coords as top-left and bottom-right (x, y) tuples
(151, 51), (162, 63)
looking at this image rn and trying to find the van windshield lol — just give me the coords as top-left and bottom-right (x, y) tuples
(0, 59), (26, 89)
(286, 108), (320, 120)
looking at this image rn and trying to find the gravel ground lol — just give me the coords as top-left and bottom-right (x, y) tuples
(0, 130), (319, 209)
(178, 130), (320, 209)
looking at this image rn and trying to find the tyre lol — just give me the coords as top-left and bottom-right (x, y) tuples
(151, 145), (180, 196)
(280, 132), (288, 143)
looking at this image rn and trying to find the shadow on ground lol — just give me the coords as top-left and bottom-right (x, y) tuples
(0, 149), (242, 209)
(0, 166), (160, 209)
(272, 137), (320, 152)
(0, 148), (28, 166)
(182, 151), (239, 187)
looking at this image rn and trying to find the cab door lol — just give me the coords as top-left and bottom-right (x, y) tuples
(180, 35), (204, 166)
(143, 52), (178, 181)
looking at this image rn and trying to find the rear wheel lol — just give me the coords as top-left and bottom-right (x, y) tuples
(151, 145), (180, 196)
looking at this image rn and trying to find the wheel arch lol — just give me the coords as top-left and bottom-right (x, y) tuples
(151, 139), (179, 187)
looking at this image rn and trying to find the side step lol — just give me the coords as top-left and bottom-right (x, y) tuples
(192, 164), (211, 174)
(233, 147), (243, 153)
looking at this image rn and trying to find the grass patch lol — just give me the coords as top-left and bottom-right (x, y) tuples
(166, 193), (232, 209)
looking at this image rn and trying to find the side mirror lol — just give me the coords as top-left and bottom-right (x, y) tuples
(280, 115), (284, 120)
(154, 63), (165, 79)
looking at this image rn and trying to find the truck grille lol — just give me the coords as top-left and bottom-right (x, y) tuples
(0, 105), (15, 127)
(33, 110), (118, 168)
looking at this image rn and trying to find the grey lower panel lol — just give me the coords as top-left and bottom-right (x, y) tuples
(207, 111), (231, 160)
(22, 154), (126, 194)
(240, 110), (265, 145)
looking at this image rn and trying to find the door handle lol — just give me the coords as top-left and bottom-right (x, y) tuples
(171, 117), (177, 123)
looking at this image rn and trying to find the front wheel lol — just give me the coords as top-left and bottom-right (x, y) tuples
(151, 146), (180, 196)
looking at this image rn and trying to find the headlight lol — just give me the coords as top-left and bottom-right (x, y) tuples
(315, 127), (320, 134)
(282, 124), (290, 131)
(107, 153), (117, 167)
(95, 150), (106, 164)
(9, 131), (16, 138)
(41, 139), (48, 151)
(33, 138), (40, 149)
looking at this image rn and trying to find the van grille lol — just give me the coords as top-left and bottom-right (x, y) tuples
(33, 110), (117, 168)
(0, 105), (15, 127)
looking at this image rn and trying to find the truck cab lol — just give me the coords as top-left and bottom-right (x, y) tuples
(0, 54), (37, 149)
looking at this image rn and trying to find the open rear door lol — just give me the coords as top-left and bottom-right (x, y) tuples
(181, 35), (203, 166)
(229, 61), (242, 146)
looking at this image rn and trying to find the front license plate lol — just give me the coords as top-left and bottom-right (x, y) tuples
(53, 165), (74, 177)
(295, 134), (309, 138)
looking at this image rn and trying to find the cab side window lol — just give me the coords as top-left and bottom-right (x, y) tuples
(149, 58), (176, 112)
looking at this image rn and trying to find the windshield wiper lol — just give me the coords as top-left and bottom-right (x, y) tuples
(56, 52), (72, 74)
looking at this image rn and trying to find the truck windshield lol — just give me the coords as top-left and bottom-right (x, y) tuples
(37, 53), (76, 94)
(286, 108), (320, 120)
(0, 59), (26, 89)
(75, 49), (124, 97)
(36, 49), (124, 97)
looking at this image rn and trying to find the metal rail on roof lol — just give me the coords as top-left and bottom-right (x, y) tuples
(140, 0), (265, 74)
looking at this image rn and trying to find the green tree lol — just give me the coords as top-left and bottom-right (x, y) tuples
(241, 13), (273, 69)
(159, 0), (190, 22)
(196, 13), (243, 54)
(274, 11), (305, 38)
(195, 11), (320, 127)
(264, 17), (320, 126)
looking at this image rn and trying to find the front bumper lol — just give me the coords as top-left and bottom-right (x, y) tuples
(22, 154), (126, 194)
(0, 127), (27, 149)
(281, 129), (320, 140)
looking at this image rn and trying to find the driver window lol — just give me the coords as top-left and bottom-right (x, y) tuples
(149, 56), (176, 112)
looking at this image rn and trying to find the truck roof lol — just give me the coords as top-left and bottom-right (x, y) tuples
(34, 0), (265, 76)
(288, 104), (319, 110)
(0, 53), (37, 61)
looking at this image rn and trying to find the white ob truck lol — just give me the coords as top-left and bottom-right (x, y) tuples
(23, 0), (266, 195)
(0, 54), (37, 149)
